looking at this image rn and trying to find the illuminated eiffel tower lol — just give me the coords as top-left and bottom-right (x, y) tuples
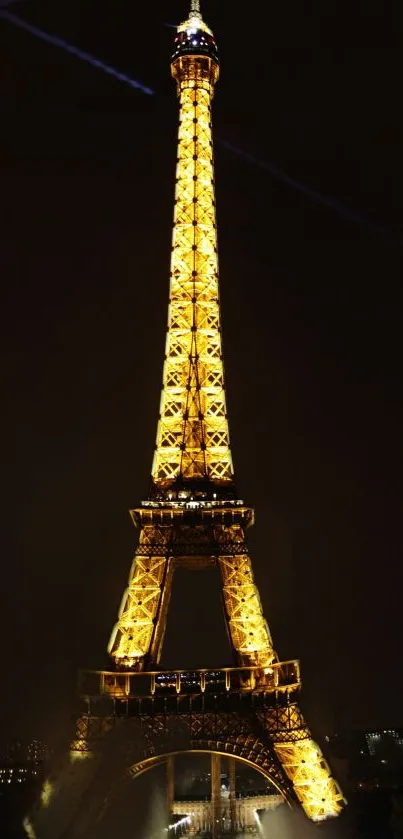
(27, 2), (345, 837)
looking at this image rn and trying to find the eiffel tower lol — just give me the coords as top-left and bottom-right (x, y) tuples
(26, 2), (345, 837)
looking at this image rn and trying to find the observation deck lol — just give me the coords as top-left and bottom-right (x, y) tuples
(133, 499), (254, 530)
(78, 662), (301, 716)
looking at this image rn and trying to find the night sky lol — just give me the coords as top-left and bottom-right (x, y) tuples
(1, 0), (402, 752)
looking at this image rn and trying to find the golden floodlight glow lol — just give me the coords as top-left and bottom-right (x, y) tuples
(69, 750), (92, 764)
(274, 736), (345, 821)
(217, 533), (275, 668)
(108, 544), (172, 667)
(40, 779), (53, 808)
(151, 28), (233, 487)
(107, 0), (345, 822)
(23, 817), (37, 839)
(69, 730), (93, 763)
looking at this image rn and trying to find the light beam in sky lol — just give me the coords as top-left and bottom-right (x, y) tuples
(218, 139), (403, 247)
(0, 9), (154, 95)
(1, 8), (400, 247)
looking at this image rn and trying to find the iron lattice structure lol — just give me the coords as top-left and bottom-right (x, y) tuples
(152, 24), (232, 487)
(27, 3), (345, 837)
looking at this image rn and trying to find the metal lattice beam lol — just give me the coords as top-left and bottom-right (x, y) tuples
(152, 42), (233, 486)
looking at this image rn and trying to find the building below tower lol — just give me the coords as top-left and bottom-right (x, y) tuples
(172, 792), (284, 834)
(168, 754), (284, 835)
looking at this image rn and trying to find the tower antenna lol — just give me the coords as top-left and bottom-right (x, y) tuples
(190, 0), (201, 14)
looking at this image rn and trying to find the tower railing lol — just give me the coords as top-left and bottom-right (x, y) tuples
(78, 661), (301, 702)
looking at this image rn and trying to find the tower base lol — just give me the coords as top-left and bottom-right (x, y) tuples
(26, 665), (345, 838)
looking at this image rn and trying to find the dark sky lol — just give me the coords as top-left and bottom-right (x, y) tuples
(1, 0), (402, 750)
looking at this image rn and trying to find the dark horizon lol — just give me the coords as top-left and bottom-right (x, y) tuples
(1, 0), (402, 752)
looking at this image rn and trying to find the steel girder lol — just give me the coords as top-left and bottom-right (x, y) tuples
(28, 692), (344, 839)
(108, 518), (275, 671)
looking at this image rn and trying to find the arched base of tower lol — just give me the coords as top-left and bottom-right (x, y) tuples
(25, 713), (296, 839)
(25, 679), (345, 839)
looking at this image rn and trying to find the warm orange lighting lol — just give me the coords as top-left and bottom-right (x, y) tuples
(152, 56), (232, 486)
(107, 0), (345, 822)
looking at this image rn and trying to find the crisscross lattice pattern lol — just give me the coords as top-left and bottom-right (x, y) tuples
(274, 738), (345, 821)
(108, 526), (172, 665)
(152, 60), (233, 485)
(215, 524), (276, 668)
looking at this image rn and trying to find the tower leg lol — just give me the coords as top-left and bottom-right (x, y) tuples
(166, 755), (175, 823)
(216, 531), (276, 670)
(260, 702), (345, 820)
(211, 753), (221, 839)
(229, 757), (236, 833)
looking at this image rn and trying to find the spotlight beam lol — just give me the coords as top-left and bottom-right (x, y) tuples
(1, 8), (399, 246)
(0, 9), (154, 95)
(218, 138), (402, 248)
